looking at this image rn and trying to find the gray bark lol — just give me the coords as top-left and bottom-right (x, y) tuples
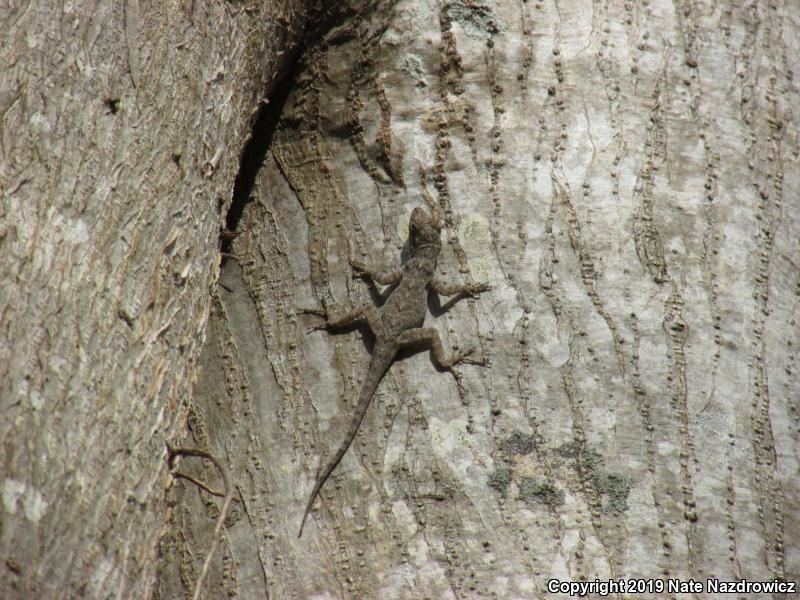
(2, 0), (798, 599)
(0, 0), (308, 597)
(173, 0), (800, 598)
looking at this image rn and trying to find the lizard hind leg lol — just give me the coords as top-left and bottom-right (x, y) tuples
(396, 327), (481, 369)
(307, 304), (382, 334)
(327, 304), (381, 330)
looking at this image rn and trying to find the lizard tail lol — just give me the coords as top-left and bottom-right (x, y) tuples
(298, 344), (394, 538)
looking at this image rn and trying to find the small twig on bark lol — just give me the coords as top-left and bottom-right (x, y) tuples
(168, 446), (235, 600)
(173, 470), (241, 500)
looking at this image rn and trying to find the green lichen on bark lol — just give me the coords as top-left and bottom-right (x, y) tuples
(487, 465), (512, 497)
(517, 477), (565, 508)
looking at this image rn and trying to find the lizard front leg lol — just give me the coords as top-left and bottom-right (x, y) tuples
(430, 279), (491, 297)
(396, 327), (483, 369)
(349, 256), (403, 286)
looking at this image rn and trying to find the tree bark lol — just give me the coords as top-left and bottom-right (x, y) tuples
(3, 0), (799, 599)
(172, 0), (799, 598)
(0, 1), (308, 597)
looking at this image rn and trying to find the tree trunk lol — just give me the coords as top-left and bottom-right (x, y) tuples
(0, 1), (308, 597)
(4, 0), (798, 599)
(172, 0), (799, 597)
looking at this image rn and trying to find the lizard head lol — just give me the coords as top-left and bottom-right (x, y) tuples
(408, 206), (441, 250)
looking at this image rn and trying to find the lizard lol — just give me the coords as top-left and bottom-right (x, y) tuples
(298, 196), (490, 538)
